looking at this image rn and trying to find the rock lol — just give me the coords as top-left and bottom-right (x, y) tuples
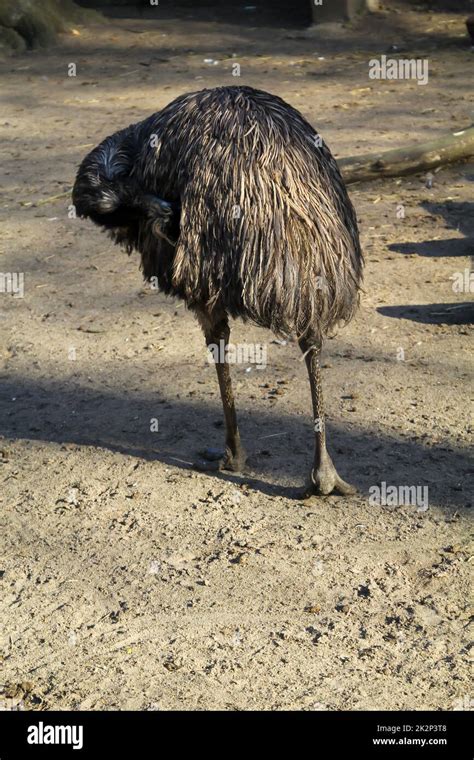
(0, 25), (26, 52)
(0, 0), (101, 54)
(304, 604), (321, 614)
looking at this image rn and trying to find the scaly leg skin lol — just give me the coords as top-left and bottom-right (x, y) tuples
(299, 335), (356, 497)
(193, 309), (247, 474)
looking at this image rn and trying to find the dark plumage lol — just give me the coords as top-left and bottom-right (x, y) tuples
(467, 16), (474, 45)
(73, 86), (363, 495)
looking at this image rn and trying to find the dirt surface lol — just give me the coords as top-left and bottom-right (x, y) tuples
(0, 3), (472, 711)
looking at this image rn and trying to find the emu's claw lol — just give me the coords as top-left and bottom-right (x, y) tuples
(300, 459), (357, 498)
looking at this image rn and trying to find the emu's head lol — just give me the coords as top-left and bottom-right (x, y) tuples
(73, 126), (181, 251)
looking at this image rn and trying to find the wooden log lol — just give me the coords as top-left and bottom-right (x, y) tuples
(339, 125), (474, 185)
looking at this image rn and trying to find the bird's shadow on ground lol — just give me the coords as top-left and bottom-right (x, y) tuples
(1, 375), (471, 510)
(388, 238), (473, 258)
(378, 301), (474, 325)
(382, 198), (473, 325)
(388, 201), (474, 259)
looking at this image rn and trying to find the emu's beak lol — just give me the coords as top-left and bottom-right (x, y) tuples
(143, 194), (180, 219)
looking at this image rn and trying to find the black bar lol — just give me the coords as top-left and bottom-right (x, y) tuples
(0, 710), (470, 758)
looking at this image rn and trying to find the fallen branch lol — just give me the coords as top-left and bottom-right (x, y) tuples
(339, 125), (474, 184)
(35, 190), (71, 206)
(18, 190), (71, 207)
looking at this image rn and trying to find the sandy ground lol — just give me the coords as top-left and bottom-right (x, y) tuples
(0, 2), (473, 711)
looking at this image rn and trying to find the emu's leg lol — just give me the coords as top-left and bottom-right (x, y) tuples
(194, 309), (246, 473)
(299, 335), (356, 496)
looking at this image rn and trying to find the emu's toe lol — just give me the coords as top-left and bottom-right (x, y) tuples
(301, 462), (357, 498)
(194, 446), (247, 474)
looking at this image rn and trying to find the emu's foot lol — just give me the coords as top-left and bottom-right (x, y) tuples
(194, 446), (247, 474)
(301, 459), (357, 498)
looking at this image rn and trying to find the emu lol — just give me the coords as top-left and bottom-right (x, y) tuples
(73, 86), (363, 496)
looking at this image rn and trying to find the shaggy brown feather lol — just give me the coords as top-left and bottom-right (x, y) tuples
(74, 85), (363, 339)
